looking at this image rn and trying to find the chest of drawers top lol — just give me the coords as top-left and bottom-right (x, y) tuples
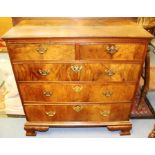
(2, 19), (152, 39)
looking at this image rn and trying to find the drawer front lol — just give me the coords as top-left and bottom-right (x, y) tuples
(14, 63), (141, 82)
(79, 43), (145, 60)
(7, 44), (75, 61)
(24, 103), (131, 122)
(19, 83), (136, 102)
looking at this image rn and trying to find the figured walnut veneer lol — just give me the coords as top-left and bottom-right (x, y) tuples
(2, 18), (153, 136)
(19, 83), (136, 102)
(7, 44), (75, 61)
(13, 63), (141, 82)
(79, 43), (145, 60)
(24, 103), (131, 122)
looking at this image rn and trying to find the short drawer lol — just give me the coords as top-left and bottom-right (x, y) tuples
(24, 103), (131, 122)
(79, 43), (145, 60)
(14, 63), (141, 82)
(19, 82), (136, 102)
(7, 43), (75, 61)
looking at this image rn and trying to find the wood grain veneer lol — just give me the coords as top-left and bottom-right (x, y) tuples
(24, 103), (131, 122)
(13, 63), (141, 82)
(18, 82), (136, 102)
(79, 43), (145, 60)
(7, 43), (75, 61)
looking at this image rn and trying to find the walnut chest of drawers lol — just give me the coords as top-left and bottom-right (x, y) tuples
(2, 18), (152, 136)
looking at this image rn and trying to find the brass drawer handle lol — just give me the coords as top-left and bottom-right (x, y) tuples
(71, 64), (83, 73)
(45, 111), (56, 117)
(104, 69), (115, 76)
(72, 85), (83, 93)
(73, 105), (83, 112)
(106, 45), (118, 55)
(100, 111), (110, 117)
(103, 91), (113, 97)
(43, 91), (52, 97)
(38, 69), (49, 76)
(36, 47), (48, 54)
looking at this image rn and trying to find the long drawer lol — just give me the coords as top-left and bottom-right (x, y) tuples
(7, 43), (75, 61)
(19, 82), (136, 102)
(24, 103), (131, 122)
(13, 63), (141, 82)
(79, 43), (145, 60)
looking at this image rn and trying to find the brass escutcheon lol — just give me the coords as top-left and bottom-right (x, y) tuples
(106, 45), (118, 55)
(100, 111), (110, 116)
(104, 68), (115, 76)
(103, 91), (113, 97)
(43, 91), (52, 97)
(73, 105), (83, 112)
(36, 46), (48, 54)
(71, 64), (83, 73)
(38, 69), (49, 76)
(72, 85), (83, 93)
(45, 111), (56, 117)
